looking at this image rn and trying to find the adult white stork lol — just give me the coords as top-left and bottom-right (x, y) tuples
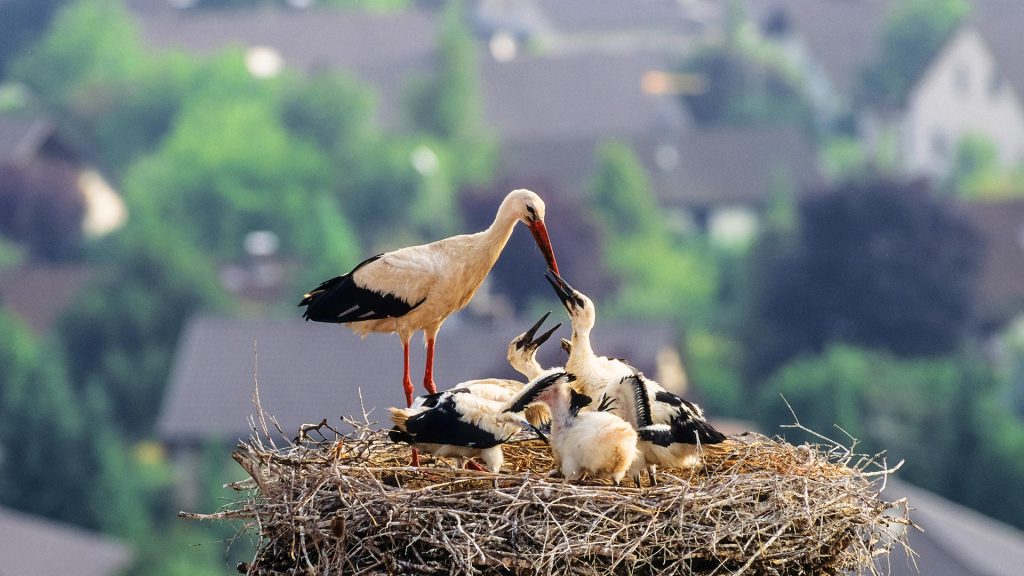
(299, 189), (559, 409)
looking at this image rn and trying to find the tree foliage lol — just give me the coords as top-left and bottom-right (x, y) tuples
(589, 142), (718, 322)
(758, 345), (983, 496)
(742, 176), (982, 382)
(860, 0), (970, 106)
(58, 233), (228, 438)
(677, 46), (810, 127)
(0, 0), (69, 76)
(9, 0), (143, 111)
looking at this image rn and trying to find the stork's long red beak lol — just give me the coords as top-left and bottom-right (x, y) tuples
(529, 220), (559, 275)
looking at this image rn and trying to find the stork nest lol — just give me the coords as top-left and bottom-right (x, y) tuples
(185, 400), (914, 576)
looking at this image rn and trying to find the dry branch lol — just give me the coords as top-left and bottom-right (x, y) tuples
(186, 400), (914, 576)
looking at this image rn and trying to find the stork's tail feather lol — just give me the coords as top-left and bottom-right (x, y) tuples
(696, 420), (728, 445)
(389, 407), (412, 431)
(388, 408), (415, 444)
(698, 437), (738, 456)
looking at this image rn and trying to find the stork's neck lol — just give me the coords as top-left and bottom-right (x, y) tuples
(568, 325), (596, 369)
(547, 384), (574, 431)
(470, 202), (521, 269)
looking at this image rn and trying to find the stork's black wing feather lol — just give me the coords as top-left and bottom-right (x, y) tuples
(505, 372), (567, 414)
(404, 395), (506, 448)
(626, 375), (654, 428)
(299, 254), (425, 323)
(568, 389), (593, 416)
(670, 416), (727, 445)
(637, 425), (675, 447)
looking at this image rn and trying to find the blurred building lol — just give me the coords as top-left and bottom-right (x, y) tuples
(130, 2), (819, 246)
(964, 199), (1024, 331)
(0, 506), (133, 576)
(862, 15), (1024, 179)
(748, 0), (892, 125)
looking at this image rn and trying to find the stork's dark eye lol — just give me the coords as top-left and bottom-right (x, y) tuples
(526, 204), (537, 219)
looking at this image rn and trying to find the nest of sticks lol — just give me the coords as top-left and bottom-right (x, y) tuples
(186, 396), (914, 576)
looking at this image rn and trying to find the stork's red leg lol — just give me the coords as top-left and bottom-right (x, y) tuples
(402, 340), (421, 467)
(402, 340), (415, 407)
(423, 337), (438, 395)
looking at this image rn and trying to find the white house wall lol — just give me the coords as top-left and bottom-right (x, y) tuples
(901, 27), (1024, 178)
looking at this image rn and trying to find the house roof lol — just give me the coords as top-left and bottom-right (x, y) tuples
(0, 506), (133, 576)
(962, 199), (1024, 329)
(158, 314), (678, 444)
(480, 50), (688, 142)
(0, 113), (55, 166)
(0, 265), (95, 335)
(750, 0), (892, 97)
(881, 478), (1024, 576)
(134, 7), (439, 129)
(974, 0), (1024, 98)
(665, 125), (822, 209)
(537, 0), (702, 35)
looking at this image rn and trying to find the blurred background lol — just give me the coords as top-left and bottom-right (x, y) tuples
(1, 0), (1024, 573)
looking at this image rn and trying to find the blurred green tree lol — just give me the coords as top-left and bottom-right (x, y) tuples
(589, 142), (717, 323)
(758, 345), (983, 498)
(677, 46), (811, 128)
(58, 233), (228, 438)
(123, 72), (360, 283)
(860, 0), (970, 106)
(0, 312), (94, 526)
(0, 0), (69, 76)
(741, 176), (982, 383)
(9, 0), (143, 111)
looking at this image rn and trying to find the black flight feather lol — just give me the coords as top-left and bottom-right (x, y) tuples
(626, 375), (655, 428)
(299, 254), (425, 323)
(637, 425), (676, 447)
(504, 371), (570, 414)
(402, 395), (509, 449)
(596, 394), (616, 413)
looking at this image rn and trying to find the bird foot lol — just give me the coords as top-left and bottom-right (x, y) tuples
(410, 448), (421, 467)
(464, 459), (487, 472)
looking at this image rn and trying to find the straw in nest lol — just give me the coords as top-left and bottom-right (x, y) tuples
(185, 398), (914, 576)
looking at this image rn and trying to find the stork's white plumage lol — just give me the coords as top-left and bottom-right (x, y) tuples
(546, 271), (726, 484)
(506, 372), (639, 485)
(299, 189), (559, 409)
(389, 390), (525, 472)
(623, 374), (727, 484)
(506, 312), (562, 380)
(545, 271), (642, 407)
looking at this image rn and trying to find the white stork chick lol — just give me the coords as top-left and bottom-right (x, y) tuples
(545, 272), (726, 484)
(506, 312), (562, 380)
(505, 312), (563, 428)
(544, 271), (643, 409)
(623, 374), (727, 485)
(300, 189), (560, 409)
(389, 389), (524, 472)
(505, 372), (639, 485)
